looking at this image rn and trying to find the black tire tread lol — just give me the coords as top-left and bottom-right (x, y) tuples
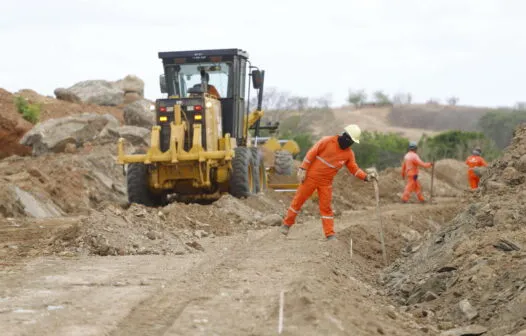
(229, 147), (253, 198)
(274, 150), (294, 175)
(127, 163), (165, 206)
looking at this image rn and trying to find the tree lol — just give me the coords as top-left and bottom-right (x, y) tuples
(392, 92), (412, 105)
(347, 89), (367, 108)
(478, 109), (526, 149)
(352, 131), (409, 170)
(447, 96), (459, 106)
(417, 130), (500, 161)
(373, 90), (391, 106)
(426, 98), (440, 105)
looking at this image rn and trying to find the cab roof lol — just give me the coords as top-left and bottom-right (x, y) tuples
(158, 48), (249, 60)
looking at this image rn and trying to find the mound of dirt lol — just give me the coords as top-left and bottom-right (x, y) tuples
(14, 88), (125, 124)
(0, 88), (126, 160)
(0, 140), (289, 259)
(332, 161), (464, 208)
(0, 144), (127, 217)
(0, 89), (33, 158)
(381, 124), (526, 335)
(19, 193), (286, 258)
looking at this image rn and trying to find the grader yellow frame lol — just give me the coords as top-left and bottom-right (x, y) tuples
(116, 48), (300, 206)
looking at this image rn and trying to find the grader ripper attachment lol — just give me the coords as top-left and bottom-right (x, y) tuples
(117, 48), (298, 205)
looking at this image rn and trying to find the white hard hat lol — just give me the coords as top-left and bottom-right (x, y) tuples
(343, 124), (361, 144)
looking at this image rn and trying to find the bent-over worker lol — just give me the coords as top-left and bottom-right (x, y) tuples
(401, 141), (433, 203)
(465, 147), (487, 189)
(279, 124), (377, 241)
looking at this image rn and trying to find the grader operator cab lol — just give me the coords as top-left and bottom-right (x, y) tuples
(117, 48), (299, 205)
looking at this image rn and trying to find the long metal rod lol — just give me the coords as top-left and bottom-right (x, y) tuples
(429, 160), (435, 204)
(373, 180), (388, 265)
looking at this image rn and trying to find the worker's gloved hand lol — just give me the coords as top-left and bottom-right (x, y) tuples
(297, 168), (306, 183)
(365, 172), (378, 182)
(364, 167), (378, 182)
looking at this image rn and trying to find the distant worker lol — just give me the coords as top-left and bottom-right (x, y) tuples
(279, 124), (378, 241)
(465, 147), (487, 189)
(401, 141), (433, 203)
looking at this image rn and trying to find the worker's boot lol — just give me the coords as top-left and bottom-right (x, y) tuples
(279, 225), (290, 236)
(326, 235), (336, 241)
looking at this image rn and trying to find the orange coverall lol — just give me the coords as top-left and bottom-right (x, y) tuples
(208, 85), (220, 98)
(283, 136), (367, 237)
(401, 151), (432, 202)
(465, 155), (487, 189)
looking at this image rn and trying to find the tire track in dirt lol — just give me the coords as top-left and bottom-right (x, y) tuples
(109, 230), (271, 336)
(108, 201), (459, 335)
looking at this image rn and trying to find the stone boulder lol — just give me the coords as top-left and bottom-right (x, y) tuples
(54, 75), (145, 106)
(105, 126), (150, 146)
(114, 75), (144, 97)
(123, 99), (154, 128)
(20, 113), (120, 156)
(123, 92), (142, 104)
(58, 80), (124, 106)
(53, 88), (81, 104)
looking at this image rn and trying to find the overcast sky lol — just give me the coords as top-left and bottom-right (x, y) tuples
(1, 0), (524, 107)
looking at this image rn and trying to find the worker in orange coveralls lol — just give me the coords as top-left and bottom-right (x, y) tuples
(465, 147), (488, 189)
(401, 141), (433, 203)
(279, 124), (378, 241)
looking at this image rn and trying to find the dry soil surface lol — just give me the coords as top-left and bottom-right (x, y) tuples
(2, 124), (526, 335)
(1, 200), (461, 336)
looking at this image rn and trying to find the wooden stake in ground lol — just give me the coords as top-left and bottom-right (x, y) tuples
(372, 179), (388, 265)
(429, 160), (436, 204)
(278, 290), (285, 334)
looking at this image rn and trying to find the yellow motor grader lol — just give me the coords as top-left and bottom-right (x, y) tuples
(116, 48), (300, 205)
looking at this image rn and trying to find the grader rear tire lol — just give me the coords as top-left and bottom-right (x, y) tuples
(274, 150), (294, 175)
(127, 163), (166, 207)
(229, 147), (254, 198)
(250, 147), (266, 193)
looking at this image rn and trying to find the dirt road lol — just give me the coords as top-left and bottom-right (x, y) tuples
(1, 201), (460, 336)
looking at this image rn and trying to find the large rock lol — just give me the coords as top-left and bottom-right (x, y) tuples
(440, 325), (488, 336)
(123, 99), (154, 128)
(54, 88), (81, 104)
(114, 75), (144, 97)
(123, 92), (142, 104)
(105, 126), (150, 146)
(64, 80), (124, 106)
(20, 113), (119, 156)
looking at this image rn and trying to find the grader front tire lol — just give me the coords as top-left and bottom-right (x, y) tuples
(229, 147), (255, 198)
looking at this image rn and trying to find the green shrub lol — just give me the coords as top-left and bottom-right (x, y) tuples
(352, 131), (409, 170)
(14, 96), (40, 124)
(478, 109), (526, 149)
(418, 130), (500, 161)
(279, 132), (314, 160)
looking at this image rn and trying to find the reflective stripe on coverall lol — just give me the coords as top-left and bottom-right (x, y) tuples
(465, 155), (487, 189)
(401, 151), (432, 202)
(283, 136), (367, 237)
